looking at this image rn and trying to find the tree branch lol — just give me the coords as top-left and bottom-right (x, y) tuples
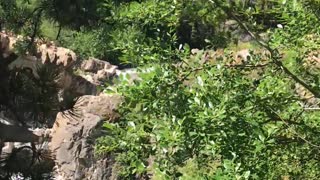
(28, 9), (43, 51)
(210, 0), (320, 98)
(269, 108), (320, 148)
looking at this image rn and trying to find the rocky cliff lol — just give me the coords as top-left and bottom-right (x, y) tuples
(0, 32), (135, 179)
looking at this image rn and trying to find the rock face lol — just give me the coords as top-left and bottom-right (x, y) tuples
(0, 32), (100, 96)
(80, 57), (118, 85)
(50, 94), (122, 180)
(0, 32), (143, 96)
(38, 44), (77, 67)
(0, 32), (149, 179)
(1, 32), (77, 69)
(81, 58), (109, 72)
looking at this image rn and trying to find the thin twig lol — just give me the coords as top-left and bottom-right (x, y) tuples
(304, 107), (320, 111)
(225, 63), (270, 68)
(168, 66), (205, 86)
(270, 108), (320, 148)
(28, 9), (43, 50)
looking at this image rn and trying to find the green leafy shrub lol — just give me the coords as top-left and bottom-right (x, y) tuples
(95, 1), (320, 179)
(96, 48), (320, 178)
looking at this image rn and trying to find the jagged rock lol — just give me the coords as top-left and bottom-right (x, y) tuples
(53, 69), (97, 96)
(0, 32), (98, 97)
(1, 32), (77, 68)
(0, 33), (9, 51)
(69, 75), (98, 95)
(8, 55), (42, 77)
(81, 58), (109, 73)
(56, 47), (77, 67)
(0, 32), (153, 179)
(94, 66), (117, 82)
(95, 69), (109, 81)
(55, 70), (73, 90)
(304, 50), (320, 69)
(0, 32), (16, 58)
(50, 94), (122, 180)
(37, 44), (77, 68)
(80, 58), (118, 84)
(38, 44), (57, 64)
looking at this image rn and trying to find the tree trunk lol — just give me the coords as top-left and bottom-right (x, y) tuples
(0, 123), (39, 143)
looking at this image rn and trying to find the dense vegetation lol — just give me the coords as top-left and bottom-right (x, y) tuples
(2, 0), (320, 179)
